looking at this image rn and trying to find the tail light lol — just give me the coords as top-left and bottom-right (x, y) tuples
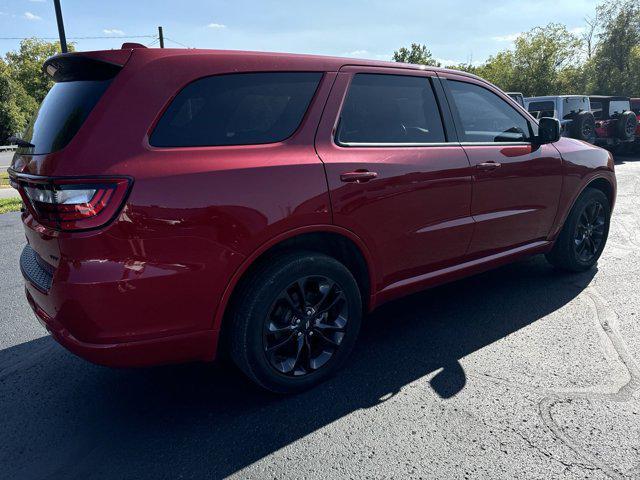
(10, 174), (131, 231)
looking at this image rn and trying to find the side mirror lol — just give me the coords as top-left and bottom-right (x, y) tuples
(537, 117), (561, 144)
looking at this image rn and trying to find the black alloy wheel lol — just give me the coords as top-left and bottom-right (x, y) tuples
(263, 276), (348, 376)
(228, 251), (362, 393)
(545, 188), (610, 272)
(574, 200), (606, 262)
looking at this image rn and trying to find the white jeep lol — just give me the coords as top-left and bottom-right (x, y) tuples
(525, 95), (596, 143)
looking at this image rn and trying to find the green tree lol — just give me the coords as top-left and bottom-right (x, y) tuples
(0, 59), (37, 143)
(588, 0), (640, 95)
(5, 38), (73, 104)
(491, 24), (583, 95)
(1, 38), (73, 143)
(393, 43), (441, 67)
(474, 50), (517, 91)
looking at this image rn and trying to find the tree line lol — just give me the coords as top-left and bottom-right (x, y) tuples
(393, 0), (639, 98)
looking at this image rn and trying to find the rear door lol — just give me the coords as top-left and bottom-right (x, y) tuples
(439, 73), (563, 257)
(315, 66), (474, 292)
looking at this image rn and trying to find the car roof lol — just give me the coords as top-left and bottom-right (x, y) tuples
(74, 47), (486, 81)
(589, 95), (629, 101)
(525, 95), (587, 101)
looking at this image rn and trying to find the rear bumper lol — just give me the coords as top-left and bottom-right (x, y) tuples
(25, 286), (217, 367)
(19, 237), (227, 367)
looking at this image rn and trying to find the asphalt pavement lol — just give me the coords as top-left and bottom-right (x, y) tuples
(0, 150), (14, 169)
(1, 155), (639, 479)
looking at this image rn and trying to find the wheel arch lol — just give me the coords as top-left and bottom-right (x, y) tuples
(586, 176), (614, 207)
(210, 225), (377, 359)
(550, 173), (616, 242)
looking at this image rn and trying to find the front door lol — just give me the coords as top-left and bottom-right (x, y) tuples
(315, 67), (474, 293)
(440, 73), (563, 257)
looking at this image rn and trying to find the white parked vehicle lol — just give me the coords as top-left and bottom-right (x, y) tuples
(506, 92), (525, 108)
(525, 95), (596, 143)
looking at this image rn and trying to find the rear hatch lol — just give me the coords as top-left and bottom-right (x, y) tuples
(13, 51), (129, 159)
(9, 51), (134, 292)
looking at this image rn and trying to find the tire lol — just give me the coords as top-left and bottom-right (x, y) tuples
(615, 111), (638, 141)
(569, 111), (596, 143)
(228, 251), (362, 393)
(546, 188), (610, 272)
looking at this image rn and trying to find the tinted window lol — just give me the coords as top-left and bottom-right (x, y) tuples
(563, 97), (589, 120)
(21, 80), (112, 155)
(591, 101), (603, 120)
(336, 74), (445, 145)
(151, 72), (322, 147)
(528, 101), (555, 120)
(448, 80), (534, 143)
(609, 100), (630, 116)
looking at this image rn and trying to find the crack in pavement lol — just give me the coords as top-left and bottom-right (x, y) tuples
(537, 287), (640, 480)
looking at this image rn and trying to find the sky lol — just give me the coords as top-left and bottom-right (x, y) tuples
(0, 0), (600, 64)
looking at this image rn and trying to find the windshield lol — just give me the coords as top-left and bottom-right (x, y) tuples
(20, 79), (112, 155)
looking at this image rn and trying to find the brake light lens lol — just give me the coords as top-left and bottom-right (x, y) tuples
(14, 177), (130, 231)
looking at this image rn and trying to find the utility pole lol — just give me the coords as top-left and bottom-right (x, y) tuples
(158, 26), (164, 48)
(53, 0), (68, 53)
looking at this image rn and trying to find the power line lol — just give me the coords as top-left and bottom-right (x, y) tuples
(0, 33), (193, 48)
(0, 35), (156, 40)
(164, 37), (191, 48)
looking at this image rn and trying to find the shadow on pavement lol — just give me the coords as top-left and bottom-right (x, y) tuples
(613, 149), (639, 165)
(0, 255), (595, 479)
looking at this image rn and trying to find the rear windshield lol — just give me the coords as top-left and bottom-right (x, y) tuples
(527, 101), (555, 119)
(21, 79), (112, 155)
(609, 100), (630, 116)
(562, 97), (590, 119)
(150, 72), (322, 147)
(591, 101), (603, 119)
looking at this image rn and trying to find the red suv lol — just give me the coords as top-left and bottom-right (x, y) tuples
(9, 47), (616, 393)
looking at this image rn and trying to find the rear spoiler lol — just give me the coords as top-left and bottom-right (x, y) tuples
(42, 49), (132, 82)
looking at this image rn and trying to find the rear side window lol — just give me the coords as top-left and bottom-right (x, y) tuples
(528, 101), (555, 120)
(336, 74), (445, 145)
(448, 80), (534, 143)
(150, 72), (322, 147)
(21, 79), (113, 155)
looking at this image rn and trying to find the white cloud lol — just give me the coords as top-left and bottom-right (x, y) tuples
(491, 32), (520, 42)
(436, 58), (464, 66)
(103, 29), (125, 35)
(569, 26), (586, 35)
(343, 49), (369, 57)
(23, 11), (42, 21)
(207, 23), (227, 29)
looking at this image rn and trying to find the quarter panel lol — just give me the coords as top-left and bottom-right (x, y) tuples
(549, 137), (616, 240)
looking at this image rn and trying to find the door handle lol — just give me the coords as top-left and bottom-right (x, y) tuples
(340, 170), (378, 183)
(477, 161), (501, 170)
